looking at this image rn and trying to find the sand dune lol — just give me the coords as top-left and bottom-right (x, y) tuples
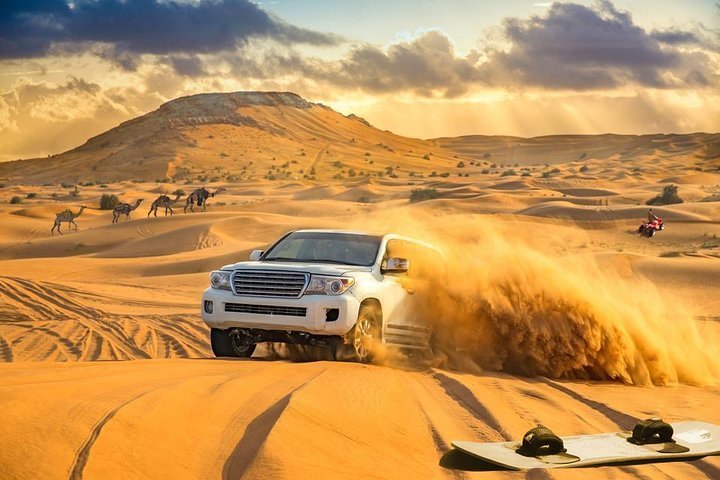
(0, 92), (719, 479)
(1, 360), (719, 480)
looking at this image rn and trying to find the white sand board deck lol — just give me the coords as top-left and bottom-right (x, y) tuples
(452, 421), (720, 470)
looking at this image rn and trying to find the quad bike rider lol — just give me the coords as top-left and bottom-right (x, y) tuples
(639, 209), (664, 238)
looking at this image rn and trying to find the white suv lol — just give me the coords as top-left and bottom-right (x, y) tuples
(201, 229), (442, 362)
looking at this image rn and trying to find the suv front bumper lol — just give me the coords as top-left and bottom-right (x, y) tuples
(201, 287), (361, 335)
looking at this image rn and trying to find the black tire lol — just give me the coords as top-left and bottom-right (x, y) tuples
(210, 328), (256, 358)
(338, 304), (381, 363)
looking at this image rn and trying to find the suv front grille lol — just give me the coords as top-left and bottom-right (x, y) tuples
(232, 270), (308, 298)
(224, 303), (307, 317)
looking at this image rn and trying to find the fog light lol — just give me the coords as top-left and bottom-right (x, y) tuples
(325, 308), (339, 322)
(204, 300), (214, 314)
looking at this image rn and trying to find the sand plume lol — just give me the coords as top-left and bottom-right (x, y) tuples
(359, 213), (720, 385)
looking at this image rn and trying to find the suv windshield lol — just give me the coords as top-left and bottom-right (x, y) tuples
(262, 232), (382, 266)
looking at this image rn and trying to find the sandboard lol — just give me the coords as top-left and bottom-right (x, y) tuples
(452, 421), (720, 470)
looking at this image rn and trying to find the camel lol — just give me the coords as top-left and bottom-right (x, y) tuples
(112, 199), (143, 223)
(51, 206), (87, 235)
(184, 187), (225, 213)
(148, 192), (184, 217)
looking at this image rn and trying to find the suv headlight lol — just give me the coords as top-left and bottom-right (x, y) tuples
(305, 275), (355, 295)
(209, 270), (232, 291)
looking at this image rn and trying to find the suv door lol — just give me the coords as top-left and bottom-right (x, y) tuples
(380, 239), (440, 348)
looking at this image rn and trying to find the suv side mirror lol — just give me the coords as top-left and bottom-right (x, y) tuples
(249, 249), (263, 261)
(383, 257), (409, 274)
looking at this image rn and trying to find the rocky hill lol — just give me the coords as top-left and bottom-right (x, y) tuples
(0, 91), (717, 184)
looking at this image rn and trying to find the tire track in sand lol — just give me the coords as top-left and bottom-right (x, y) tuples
(68, 388), (157, 480)
(431, 372), (512, 441)
(0, 334), (13, 361)
(67, 369), (265, 480)
(430, 372), (555, 480)
(222, 368), (326, 480)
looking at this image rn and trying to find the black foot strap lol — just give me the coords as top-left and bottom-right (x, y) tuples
(627, 417), (675, 445)
(516, 425), (566, 457)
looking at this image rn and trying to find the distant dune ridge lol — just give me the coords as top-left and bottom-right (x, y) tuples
(0, 90), (717, 185)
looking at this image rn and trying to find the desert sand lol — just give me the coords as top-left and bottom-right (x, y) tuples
(0, 92), (719, 479)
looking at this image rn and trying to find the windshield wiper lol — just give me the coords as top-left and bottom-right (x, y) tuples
(307, 259), (367, 266)
(262, 257), (368, 266)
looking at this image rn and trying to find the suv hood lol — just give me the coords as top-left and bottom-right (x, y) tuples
(222, 261), (372, 276)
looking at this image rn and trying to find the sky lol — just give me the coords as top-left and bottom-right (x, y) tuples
(0, 0), (718, 161)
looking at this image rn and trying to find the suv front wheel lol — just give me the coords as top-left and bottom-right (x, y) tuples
(337, 304), (381, 363)
(211, 328), (256, 358)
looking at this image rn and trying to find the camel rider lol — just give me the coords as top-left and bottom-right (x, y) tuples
(648, 209), (659, 224)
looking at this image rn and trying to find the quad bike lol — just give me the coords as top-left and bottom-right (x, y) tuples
(638, 218), (664, 238)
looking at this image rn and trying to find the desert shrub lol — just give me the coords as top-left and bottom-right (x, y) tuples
(541, 171), (552, 178)
(481, 169), (490, 174)
(579, 152), (587, 160)
(646, 184), (683, 206)
(100, 193), (119, 210)
(482, 152), (492, 159)
(422, 153), (431, 160)
(439, 172), (449, 178)
(701, 238), (720, 249)
(457, 161), (465, 168)
(521, 172), (531, 177)
(579, 165), (589, 173)
(10, 196), (22, 204)
(26, 192), (37, 198)
(410, 188), (440, 203)
(501, 169), (517, 177)
(61, 183), (74, 188)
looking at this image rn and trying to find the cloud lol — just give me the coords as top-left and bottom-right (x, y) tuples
(0, 0), (340, 60)
(0, 75), (160, 160)
(313, 30), (482, 97)
(166, 56), (207, 77)
(479, 1), (718, 90)
(233, 2), (717, 96)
